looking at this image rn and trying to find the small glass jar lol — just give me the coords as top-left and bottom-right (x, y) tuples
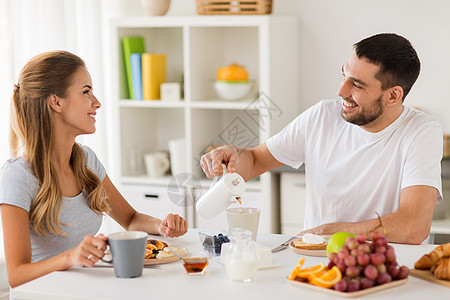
(224, 228), (258, 282)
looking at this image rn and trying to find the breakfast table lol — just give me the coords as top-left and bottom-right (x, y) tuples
(10, 229), (449, 300)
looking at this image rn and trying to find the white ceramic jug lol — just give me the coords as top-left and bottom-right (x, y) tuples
(196, 165), (246, 219)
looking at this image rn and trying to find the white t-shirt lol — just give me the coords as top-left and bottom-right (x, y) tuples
(267, 100), (443, 230)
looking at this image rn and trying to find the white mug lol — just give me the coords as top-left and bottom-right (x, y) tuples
(196, 165), (246, 219)
(144, 152), (170, 178)
(168, 138), (186, 176)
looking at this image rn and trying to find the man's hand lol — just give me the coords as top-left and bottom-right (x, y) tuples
(200, 145), (239, 178)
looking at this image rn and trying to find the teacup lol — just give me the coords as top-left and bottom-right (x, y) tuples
(102, 231), (148, 278)
(144, 152), (170, 178)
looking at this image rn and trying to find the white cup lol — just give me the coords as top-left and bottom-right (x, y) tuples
(196, 165), (246, 219)
(168, 138), (186, 176)
(144, 152), (170, 178)
(226, 207), (261, 241)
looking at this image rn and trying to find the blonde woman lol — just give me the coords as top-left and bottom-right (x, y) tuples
(0, 51), (187, 287)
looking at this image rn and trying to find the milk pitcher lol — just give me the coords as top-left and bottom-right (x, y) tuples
(196, 164), (246, 219)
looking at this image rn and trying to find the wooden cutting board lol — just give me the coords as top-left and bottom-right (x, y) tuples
(409, 269), (450, 288)
(287, 278), (408, 297)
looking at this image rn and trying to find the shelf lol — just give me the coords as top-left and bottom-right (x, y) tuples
(190, 100), (259, 110)
(119, 100), (185, 108)
(121, 176), (173, 186)
(107, 15), (299, 233)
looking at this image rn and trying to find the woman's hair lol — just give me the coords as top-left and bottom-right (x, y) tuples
(10, 50), (110, 236)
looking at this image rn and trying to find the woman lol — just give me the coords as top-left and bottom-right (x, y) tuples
(0, 51), (187, 287)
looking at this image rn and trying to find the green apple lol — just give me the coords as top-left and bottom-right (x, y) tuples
(326, 232), (356, 255)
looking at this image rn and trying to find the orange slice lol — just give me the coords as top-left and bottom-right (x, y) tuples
(295, 263), (326, 279)
(309, 266), (342, 288)
(287, 258), (306, 280)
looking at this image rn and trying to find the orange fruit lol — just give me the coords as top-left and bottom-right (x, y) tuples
(294, 263), (325, 279)
(309, 266), (342, 288)
(217, 63), (249, 81)
(287, 258), (305, 280)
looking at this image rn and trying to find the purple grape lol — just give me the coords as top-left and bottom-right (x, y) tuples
(360, 277), (375, 289)
(398, 266), (410, 279)
(358, 243), (371, 254)
(375, 246), (386, 254)
(347, 280), (361, 292)
(351, 248), (361, 257)
(385, 249), (396, 263)
(369, 231), (381, 241)
(346, 266), (360, 278)
(328, 252), (337, 262)
(387, 264), (400, 278)
(336, 261), (347, 273)
(357, 233), (367, 243)
(346, 237), (359, 250)
(376, 263), (387, 274)
(357, 253), (370, 266)
(375, 237), (388, 247)
(328, 260), (336, 269)
(364, 264), (378, 280)
(376, 272), (392, 285)
(338, 249), (348, 260)
(334, 279), (347, 292)
(344, 255), (356, 267)
(370, 252), (386, 265)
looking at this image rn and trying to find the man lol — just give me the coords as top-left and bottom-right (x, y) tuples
(200, 33), (443, 244)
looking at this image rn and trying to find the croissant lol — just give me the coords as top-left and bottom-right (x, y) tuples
(414, 243), (450, 270)
(432, 258), (450, 280)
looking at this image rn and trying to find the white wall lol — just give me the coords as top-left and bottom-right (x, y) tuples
(167, 0), (450, 133)
(276, 0), (450, 134)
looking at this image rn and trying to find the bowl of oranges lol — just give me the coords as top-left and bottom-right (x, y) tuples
(214, 63), (254, 101)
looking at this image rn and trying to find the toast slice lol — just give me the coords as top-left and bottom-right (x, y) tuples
(292, 237), (327, 250)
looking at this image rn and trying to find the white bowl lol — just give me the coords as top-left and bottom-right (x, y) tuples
(214, 81), (253, 101)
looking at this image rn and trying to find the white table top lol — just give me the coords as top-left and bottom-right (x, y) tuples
(11, 229), (449, 300)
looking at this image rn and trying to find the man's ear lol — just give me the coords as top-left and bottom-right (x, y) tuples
(48, 94), (63, 113)
(387, 86), (404, 105)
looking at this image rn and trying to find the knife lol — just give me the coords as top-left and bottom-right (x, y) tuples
(271, 236), (298, 252)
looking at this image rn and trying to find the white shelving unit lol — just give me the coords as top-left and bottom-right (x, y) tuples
(105, 16), (299, 233)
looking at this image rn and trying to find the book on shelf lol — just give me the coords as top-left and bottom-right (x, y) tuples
(122, 36), (145, 99)
(142, 53), (166, 100)
(130, 53), (143, 100)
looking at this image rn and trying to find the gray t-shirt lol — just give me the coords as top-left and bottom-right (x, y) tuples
(0, 144), (106, 263)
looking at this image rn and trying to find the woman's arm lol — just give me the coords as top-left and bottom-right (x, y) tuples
(0, 204), (107, 287)
(102, 175), (187, 237)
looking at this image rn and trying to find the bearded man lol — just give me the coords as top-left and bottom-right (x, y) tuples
(200, 33), (443, 244)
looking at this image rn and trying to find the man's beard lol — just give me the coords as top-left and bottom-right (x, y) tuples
(341, 96), (384, 126)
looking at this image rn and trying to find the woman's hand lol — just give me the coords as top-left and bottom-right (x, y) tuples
(157, 214), (188, 237)
(66, 234), (108, 267)
(200, 144), (240, 178)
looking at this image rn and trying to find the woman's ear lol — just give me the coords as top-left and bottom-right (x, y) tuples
(48, 94), (63, 113)
(387, 86), (404, 105)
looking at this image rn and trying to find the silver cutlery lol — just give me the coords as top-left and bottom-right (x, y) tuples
(271, 236), (298, 252)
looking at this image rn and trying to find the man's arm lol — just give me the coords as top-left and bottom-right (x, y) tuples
(299, 185), (437, 244)
(201, 142), (284, 181)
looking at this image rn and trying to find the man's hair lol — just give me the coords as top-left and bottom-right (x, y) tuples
(354, 33), (420, 101)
